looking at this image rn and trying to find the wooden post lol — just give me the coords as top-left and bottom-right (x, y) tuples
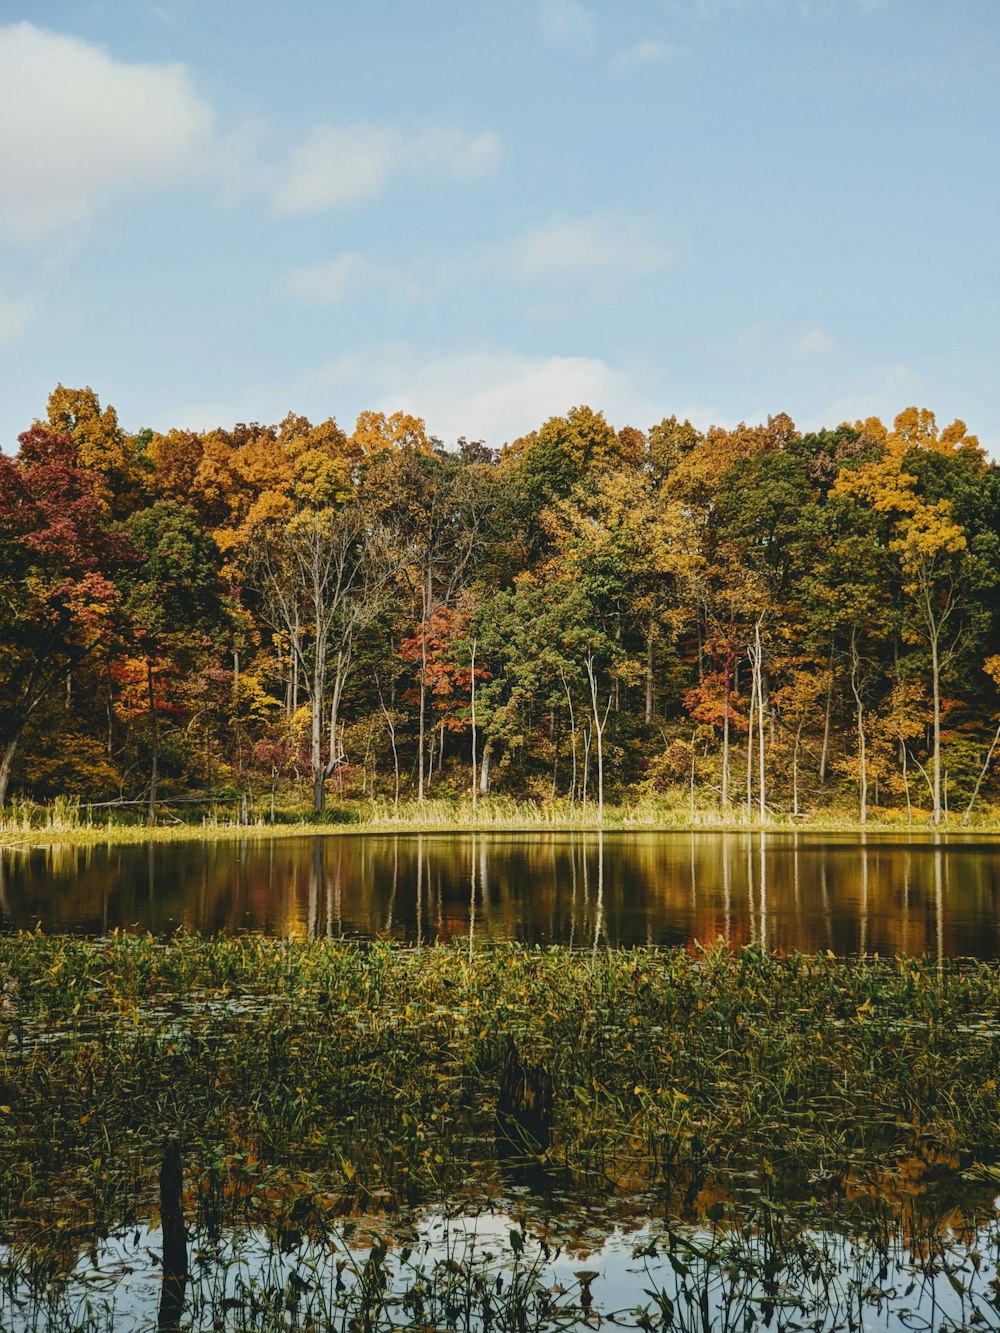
(158, 1137), (187, 1331)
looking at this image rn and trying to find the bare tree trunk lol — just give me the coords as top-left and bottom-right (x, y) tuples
(689, 734), (696, 823)
(0, 737), (19, 807)
(962, 719), (1000, 825)
(792, 719), (803, 818)
(561, 670), (577, 812)
(550, 707), (560, 802)
(746, 656), (755, 826)
(721, 662), (731, 811)
(755, 621), (766, 824)
(645, 618), (655, 725)
(418, 564), (431, 804)
(819, 636), (834, 781)
(377, 677), (400, 813)
(147, 659), (159, 826)
(470, 637), (478, 813)
(585, 653), (611, 824)
(930, 619), (942, 825)
(292, 607), (300, 714)
(849, 626), (867, 826)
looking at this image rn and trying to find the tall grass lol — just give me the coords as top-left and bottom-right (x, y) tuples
(5, 791), (1000, 847)
(3, 937), (1000, 1328)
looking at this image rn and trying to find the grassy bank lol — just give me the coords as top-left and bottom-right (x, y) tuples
(4, 793), (1000, 847)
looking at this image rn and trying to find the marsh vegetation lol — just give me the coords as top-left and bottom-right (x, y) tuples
(2, 935), (1000, 1327)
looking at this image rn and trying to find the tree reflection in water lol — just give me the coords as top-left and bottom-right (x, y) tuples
(1, 831), (998, 958)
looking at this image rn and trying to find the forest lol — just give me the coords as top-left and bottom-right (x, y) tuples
(2, 385), (999, 827)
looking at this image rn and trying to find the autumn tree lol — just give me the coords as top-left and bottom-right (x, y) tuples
(0, 428), (130, 804)
(835, 409), (997, 823)
(123, 501), (221, 820)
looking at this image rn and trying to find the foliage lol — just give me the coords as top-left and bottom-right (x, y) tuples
(4, 390), (1000, 825)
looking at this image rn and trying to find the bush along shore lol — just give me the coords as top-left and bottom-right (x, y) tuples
(2, 936), (1000, 1328)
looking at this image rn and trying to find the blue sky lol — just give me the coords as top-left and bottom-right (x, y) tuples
(1, 0), (998, 452)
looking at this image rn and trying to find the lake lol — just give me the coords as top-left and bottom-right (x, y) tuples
(2, 829), (999, 956)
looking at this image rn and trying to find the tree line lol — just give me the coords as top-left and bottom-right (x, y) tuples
(2, 386), (999, 825)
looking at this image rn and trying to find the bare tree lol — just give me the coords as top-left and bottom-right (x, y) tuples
(366, 450), (496, 801)
(248, 503), (394, 813)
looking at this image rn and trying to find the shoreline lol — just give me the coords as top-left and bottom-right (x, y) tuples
(4, 805), (1000, 849)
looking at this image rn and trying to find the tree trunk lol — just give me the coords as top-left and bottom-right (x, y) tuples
(930, 623), (942, 825)
(561, 671), (577, 812)
(645, 618), (655, 725)
(792, 719), (803, 818)
(849, 626), (867, 826)
(689, 739), (696, 823)
(746, 653), (755, 826)
(417, 565), (431, 804)
(147, 659), (159, 826)
(819, 637), (834, 781)
(721, 663), (731, 811)
(0, 735), (19, 807)
(470, 638), (478, 813)
(755, 620), (766, 824)
(550, 707), (560, 802)
(962, 719), (1000, 825)
(585, 654), (609, 824)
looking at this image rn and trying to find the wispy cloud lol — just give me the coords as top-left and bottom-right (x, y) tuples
(795, 329), (835, 356)
(822, 364), (920, 425)
(538, 0), (597, 56)
(278, 214), (677, 309)
(270, 123), (500, 216)
(610, 37), (673, 72)
(507, 216), (676, 278)
(271, 123), (397, 214)
(277, 254), (403, 306)
(0, 292), (35, 345)
(0, 22), (215, 240)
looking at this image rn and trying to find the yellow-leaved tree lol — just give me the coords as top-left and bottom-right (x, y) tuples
(835, 408), (985, 824)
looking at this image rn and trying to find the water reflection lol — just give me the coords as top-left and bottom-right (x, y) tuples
(5, 1199), (1000, 1333)
(2, 831), (1000, 957)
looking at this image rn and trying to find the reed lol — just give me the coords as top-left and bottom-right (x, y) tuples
(5, 793), (1000, 847)
(3, 936), (1000, 1328)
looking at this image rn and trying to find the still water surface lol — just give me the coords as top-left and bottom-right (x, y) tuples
(3, 830), (1000, 956)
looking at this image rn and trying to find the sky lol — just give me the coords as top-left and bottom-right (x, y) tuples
(1, 0), (998, 453)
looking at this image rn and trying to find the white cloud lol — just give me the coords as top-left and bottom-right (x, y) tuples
(271, 123), (397, 214)
(610, 37), (673, 72)
(796, 329), (835, 356)
(413, 129), (501, 179)
(538, 0), (597, 55)
(271, 123), (501, 217)
(278, 214), (675, 312)
(0, 22), (215, 240)
(278, 254), (388, 305)
(509, 216), (676, 278)
(315, 346), (660, 446)
(0, 293), (34, 344)
(820, 364), (920, 426)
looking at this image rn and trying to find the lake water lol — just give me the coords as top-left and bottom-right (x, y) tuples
(3, 829), (1000, 956)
